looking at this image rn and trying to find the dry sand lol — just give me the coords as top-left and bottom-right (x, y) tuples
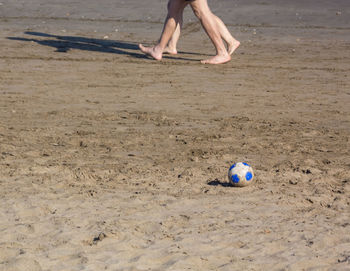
(0, 0), (350, 270)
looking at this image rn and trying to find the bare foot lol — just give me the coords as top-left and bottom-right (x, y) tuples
(227, 40), (240, 55)
(201, 54), (231, 65)
(163, 46), (178, 55)
(139, 44), (163, 60)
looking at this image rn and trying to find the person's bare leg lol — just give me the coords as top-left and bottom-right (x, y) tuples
(164, 2), (187, 54)
(190, 0), (230, 64)
(139, 0), (186, 60)
(138, 14), (177, 60)
(213, 14), (240, 55)
(166, 4), (239, 57)
(164, 22), (181, 54)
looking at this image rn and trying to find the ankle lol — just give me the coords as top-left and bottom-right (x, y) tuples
(217, 50), (229, 56)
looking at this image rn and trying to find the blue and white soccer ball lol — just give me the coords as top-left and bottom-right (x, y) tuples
(228, 162), (254, 187)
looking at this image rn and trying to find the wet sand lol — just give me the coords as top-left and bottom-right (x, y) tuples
(0, 0), (350, 270)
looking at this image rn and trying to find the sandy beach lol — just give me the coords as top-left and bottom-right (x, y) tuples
(1, 0), (350, 270)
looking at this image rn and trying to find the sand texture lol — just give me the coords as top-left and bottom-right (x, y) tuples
(0, 0), (350, 270)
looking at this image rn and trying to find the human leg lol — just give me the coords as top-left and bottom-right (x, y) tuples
(213, 14), (240, 55)
(139, 0), (187, 60)
(163, 1), (188, 54)
(163, 19), (182, 54)
(166, 12), (239, 56)
(190, 0), (230, 64)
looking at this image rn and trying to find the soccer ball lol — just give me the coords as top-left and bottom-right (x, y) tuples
(228, 162), (254, 187)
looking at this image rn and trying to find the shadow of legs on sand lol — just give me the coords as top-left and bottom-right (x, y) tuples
(7, 31), (199, 61)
